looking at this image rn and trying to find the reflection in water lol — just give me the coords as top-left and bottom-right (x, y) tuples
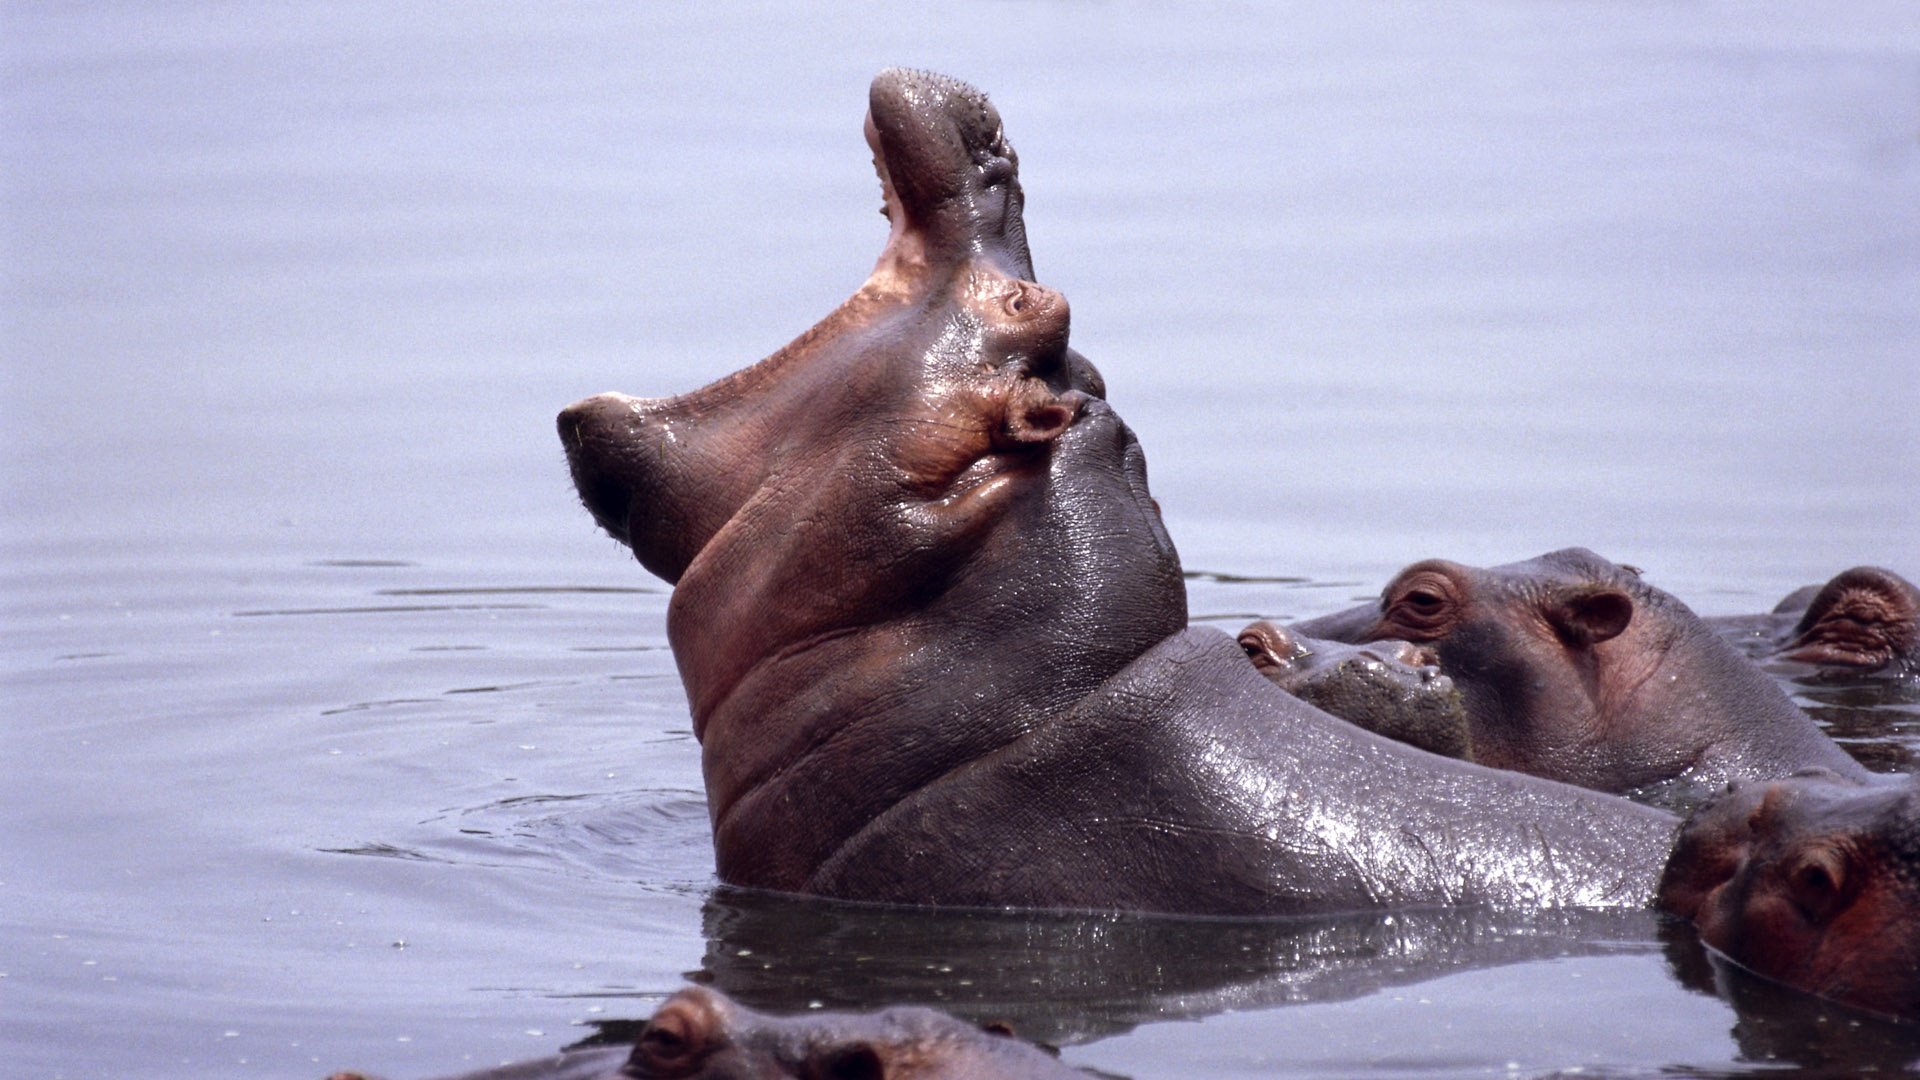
(1791, 674), (1920, 774)
(8, 3), (1918, 1076)
(694, 888), (1658, 1046)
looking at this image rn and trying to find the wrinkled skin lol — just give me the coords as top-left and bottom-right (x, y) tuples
(1658, 771), (1920, 1022)
(1237, 620), (1469, 758)
(1291, 549), (1869, 802)
(1709, 567), (1920, 677)
(559, 69), (1683, 914)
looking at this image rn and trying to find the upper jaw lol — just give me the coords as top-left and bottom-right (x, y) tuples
(557, 391), (640, 543)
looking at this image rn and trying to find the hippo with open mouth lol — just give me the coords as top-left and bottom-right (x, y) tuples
(558, 68), (1681, 913)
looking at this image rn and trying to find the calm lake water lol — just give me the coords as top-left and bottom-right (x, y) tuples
(5, 4), (1919, 1078)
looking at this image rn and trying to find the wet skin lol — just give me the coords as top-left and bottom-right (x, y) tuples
(1237, 621), (1470, 758)
(620, 986), (1093, 1080)
(1291, 549), (1870, 803)
(335, 986), (1092, 1080)
(1708, 567), (1920, 678)
(1658, 771), (1920, 1023)
(557, 69), (1680, 914)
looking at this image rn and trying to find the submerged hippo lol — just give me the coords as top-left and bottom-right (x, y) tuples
(1290, 549), (1869, 805)
(1709, 566), (1920, 677)
(332, 986), (1090, 1080)
(559, 68), (1679, 913)
(1236, 621), (1469, 758)
(622, 986), (1090, 1079)
(1658, 771), (1920, 1023)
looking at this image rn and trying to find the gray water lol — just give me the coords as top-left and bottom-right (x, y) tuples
(5, 4), (1919, 1078)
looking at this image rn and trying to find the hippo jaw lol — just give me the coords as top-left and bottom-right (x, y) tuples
(558, 68), (1080, 584)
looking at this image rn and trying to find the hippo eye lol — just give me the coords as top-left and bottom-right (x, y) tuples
(1380, 579), (1454, 640)
(808, 1043), (885, 1080)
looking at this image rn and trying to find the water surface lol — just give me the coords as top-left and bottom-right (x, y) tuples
(5, 4), (1919, 1078)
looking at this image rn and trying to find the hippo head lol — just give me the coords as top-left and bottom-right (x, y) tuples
(1658, 771), (1920, 1022)
(1292, 547), (1858, 796)
(626, 985), (1089, 1078)
(1331, 549), (1657, 780)
(558, 71), (1184, 887)
(1781, 567), (1920, 673)
(561, 69), (1103, 582)
(1236, 620), (1469, 758)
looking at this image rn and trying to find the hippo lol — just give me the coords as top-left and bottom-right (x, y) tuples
(1289, 549), (1871, 805)
(623, 986), (1089, 1079)
(1236, 621), (1470, 758)
(1709, 566), (1920, 677)
(1657, 770), (1920, 1023)
(557, 68), (1680, 914)
(330, 986), (1091, 1080)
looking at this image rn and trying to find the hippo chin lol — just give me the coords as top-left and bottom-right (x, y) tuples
(1290, 548), (1870, 805)
(1658, 770), (1920, 1023)
(1710, 567), (1920, 677)
(1237, 620), (1469, 759)
(558, 68), (1678, 914)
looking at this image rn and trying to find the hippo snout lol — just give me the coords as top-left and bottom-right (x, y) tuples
(558, 392), (642, 544)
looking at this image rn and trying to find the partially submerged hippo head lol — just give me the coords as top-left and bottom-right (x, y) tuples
(1236, 620), (1469, 758)
(1658, 771), (1920, 1022)
(1774, 567), (1920, 675)
(624, 986), (1090, 1079)
(559, 69), (1184, 889)
(1292, 548), (1866, 801)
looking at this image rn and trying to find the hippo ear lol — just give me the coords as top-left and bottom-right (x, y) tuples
(1551, 587), (1634, 647)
